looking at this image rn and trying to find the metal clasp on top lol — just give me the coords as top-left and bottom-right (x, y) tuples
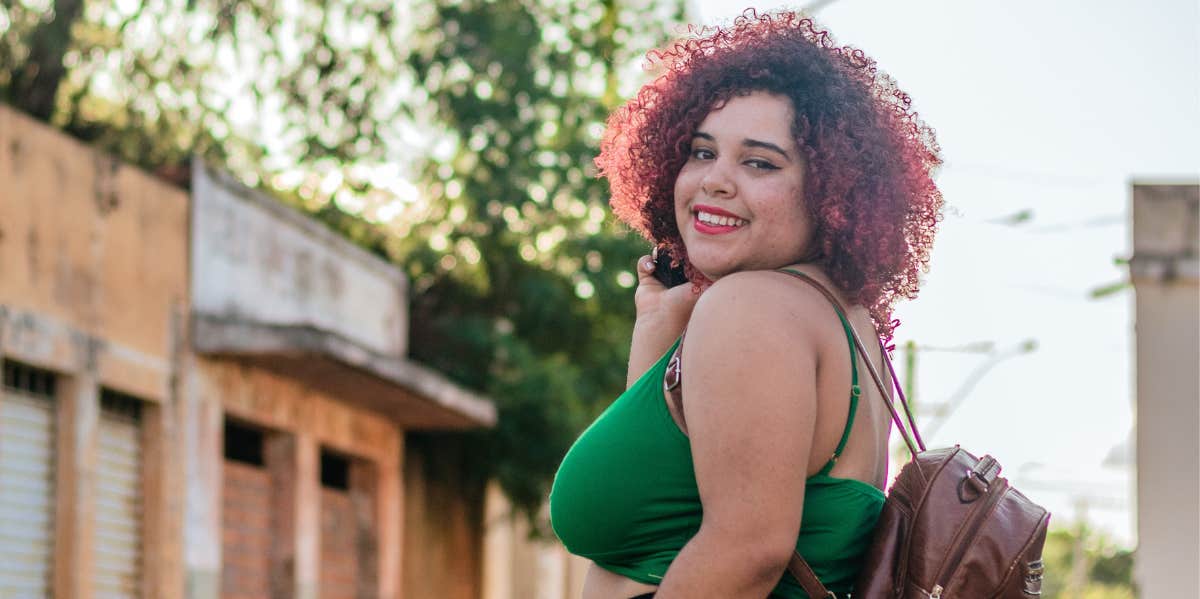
(956, 468), (990, 503)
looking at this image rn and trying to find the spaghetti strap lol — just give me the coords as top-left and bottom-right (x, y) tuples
(817, 314), (861, 476)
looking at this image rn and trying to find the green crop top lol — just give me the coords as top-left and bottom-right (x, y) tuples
(550, 308), (885, 596)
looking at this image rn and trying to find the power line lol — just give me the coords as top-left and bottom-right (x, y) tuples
(802, 0), (841, 14)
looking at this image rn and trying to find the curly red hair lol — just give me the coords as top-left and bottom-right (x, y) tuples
(596, 10), (943, 339)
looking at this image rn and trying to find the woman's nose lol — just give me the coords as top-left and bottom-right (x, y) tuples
(700, 161), (735, 198)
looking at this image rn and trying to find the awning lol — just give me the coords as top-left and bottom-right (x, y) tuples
(192, 314), (496, 429)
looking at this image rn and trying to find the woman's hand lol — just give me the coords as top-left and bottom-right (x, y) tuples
(634, 254), (701, 325)
(626, 254), (701, 387)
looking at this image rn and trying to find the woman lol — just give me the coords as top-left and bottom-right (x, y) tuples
(550, 9), (942, 598)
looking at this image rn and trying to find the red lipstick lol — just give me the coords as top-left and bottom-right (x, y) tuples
(691, 204), (747, 235)
(692, 204), (743, 219)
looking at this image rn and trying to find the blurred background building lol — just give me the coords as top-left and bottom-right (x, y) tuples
(0, 105), (593, 598)
(1127, 182), (1199, 597)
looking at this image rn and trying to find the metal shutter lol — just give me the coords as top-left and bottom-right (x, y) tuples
(94, 391), (142, 599)
(0, 362), (57, 598)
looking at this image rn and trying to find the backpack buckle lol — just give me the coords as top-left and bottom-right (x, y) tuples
(664, 355), (682, 391)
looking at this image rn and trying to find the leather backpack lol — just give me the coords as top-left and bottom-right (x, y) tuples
(664, 269), (1051, 598)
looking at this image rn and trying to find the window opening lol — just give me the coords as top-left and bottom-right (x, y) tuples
(224, 418), (265, 466)
(2, 360), (57, 397)
(320, 449), (350, 490)
(100, 388), (143, 420)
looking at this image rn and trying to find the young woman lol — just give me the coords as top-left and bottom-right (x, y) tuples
(550, 10), (943, 598)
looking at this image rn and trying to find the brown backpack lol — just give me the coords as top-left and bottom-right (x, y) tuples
(664, 269), (1051, 598)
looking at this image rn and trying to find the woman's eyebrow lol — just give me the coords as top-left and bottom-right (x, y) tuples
(743, 138), (791, 161)
(692, 131), (792, 161)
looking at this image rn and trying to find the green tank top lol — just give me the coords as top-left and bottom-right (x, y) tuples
(550, 310), (885, 596)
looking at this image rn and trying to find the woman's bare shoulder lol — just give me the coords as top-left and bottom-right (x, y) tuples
(690, 269), (839, 339)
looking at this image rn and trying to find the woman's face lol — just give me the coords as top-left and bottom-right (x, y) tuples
(673, 92), (812, 282)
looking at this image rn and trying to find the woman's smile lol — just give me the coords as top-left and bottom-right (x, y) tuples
(692, 204), (749, 233)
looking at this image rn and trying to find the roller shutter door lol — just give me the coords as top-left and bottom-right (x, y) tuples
(94, 390), (143, 598)
(0, 361), (57, 598)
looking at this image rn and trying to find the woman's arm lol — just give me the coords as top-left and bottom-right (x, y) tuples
(654, 271), (822, 598)
(627, 255), (701, 388)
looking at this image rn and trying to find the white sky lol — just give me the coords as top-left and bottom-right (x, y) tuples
(692, 0), (1200, 545)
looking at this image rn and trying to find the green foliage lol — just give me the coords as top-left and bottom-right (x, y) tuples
(1039, 525), (1136, 599)
(2, 0), (424, 185)
(398, 0), (685, 522)
(1, 0), (684, 521)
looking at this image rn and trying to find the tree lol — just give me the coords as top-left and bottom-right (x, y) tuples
(0, 0), (685, 520)
(398, 0), (685, 518)
(1040, 525), (1136, 599)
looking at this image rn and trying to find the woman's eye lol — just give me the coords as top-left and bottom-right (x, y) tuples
(745, 159), (779, 170)
(690, 148), (715, 160)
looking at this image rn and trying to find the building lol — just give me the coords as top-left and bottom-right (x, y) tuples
(0, 103), (527, 598)
(1128, 181), (1199, 597)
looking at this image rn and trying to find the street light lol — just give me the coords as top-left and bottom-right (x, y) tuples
(919, 338), (1038, 441)
(898, 339), (998, 416)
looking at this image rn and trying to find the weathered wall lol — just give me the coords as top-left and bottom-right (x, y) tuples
(189, 162), (494, 430)
(191, 162), (408, 359)
(0, 105), (187, 402)
(0, 104), (186, 599)
(403, 437), (484, 599)
(185, 357), (404, 599)
(1129, 182), (1199, 598)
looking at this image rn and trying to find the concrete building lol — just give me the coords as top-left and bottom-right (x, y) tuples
(0, 104), (530, 598)
(1128, 182), (1199, 598)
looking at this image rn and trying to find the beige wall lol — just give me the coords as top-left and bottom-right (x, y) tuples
(0, 104), (188, 599)
(402, 437), (485, 599)
(0, 105), (187, 402)
(481, 482), (588, 599)
(1130, 182), (1200, 598)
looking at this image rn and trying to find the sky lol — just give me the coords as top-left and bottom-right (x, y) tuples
(692, 0), (1200, 545)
